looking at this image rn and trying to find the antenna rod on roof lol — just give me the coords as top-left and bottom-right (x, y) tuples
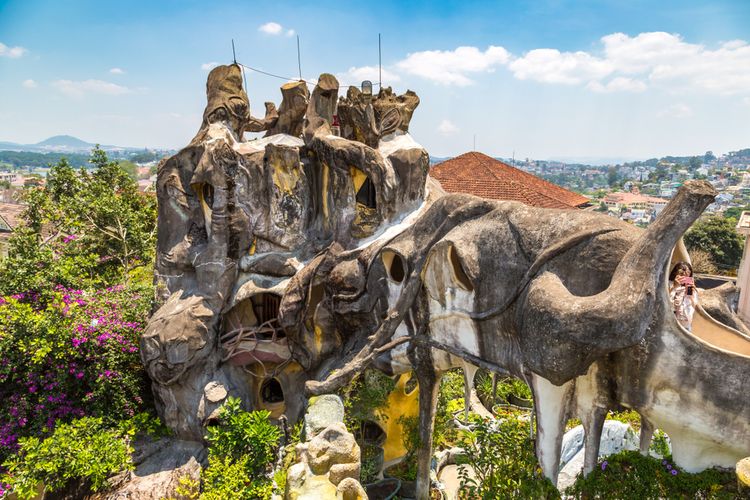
(297, 35), (302, 80)
(378, 33), (382, 88)
(232, 39), (237, 64)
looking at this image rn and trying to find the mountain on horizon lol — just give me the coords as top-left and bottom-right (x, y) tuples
(0, 135), (140, 153)
(35, 135), (95, 149)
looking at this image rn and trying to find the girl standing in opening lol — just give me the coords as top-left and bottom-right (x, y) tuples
(669, 261), (699, 331)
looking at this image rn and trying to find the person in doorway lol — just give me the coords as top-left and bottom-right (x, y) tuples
(669, 261), (699, 331)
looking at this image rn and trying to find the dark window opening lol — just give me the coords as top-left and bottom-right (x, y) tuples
(356, 177), (377, 209)
(382, 251), (406, 284)
(202, 183), (215, 208)
(251, 293), (283, 340)
(389, 254), (405, 283)
(261, 378), (284, 403)
(449, 245), (474, 291)
(404, 375), (417, 395)
(361, 420), (386, 445)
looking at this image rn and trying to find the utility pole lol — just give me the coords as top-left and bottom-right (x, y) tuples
(297, 35), (302, 80)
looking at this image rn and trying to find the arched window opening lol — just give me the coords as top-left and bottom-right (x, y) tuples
(261, 378), (284, 404)
(202, 183), (215, 208)
(449, 245), (474, 291)
(361, 420), (386, 445)
(356, 177), (377, 209)
(382, 250), (406, 284)
(251, 293), (283, 340)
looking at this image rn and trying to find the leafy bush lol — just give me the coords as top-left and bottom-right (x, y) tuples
(0, 149), (157, 296)
(566, 451), (738, 499)
(201, 398), (281, 499)
(457, 415), (559, 499)
(434, 369), (466, 448)
(342, 369), (396, 442)
(1, 416), (135, 499)
(0, 285), (152, 464)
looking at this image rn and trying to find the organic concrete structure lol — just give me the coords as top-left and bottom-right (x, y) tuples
(144, 64), (750, 499)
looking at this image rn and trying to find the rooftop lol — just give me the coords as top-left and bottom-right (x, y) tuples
(430, 152), (590, 209)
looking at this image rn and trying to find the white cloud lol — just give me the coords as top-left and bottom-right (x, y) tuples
(52, 79), (132, 98)
(286, 29), (296, 37)
(396, 45), (510, 86)
(337, 66), (401, 86)
(587, 77), (647, 93)
(22, 79), (37, 89)
(438, 119), (459, 136)
(201, 62), (219, 71)
(259, 22), (283, 35)
(509, 32), (750, 95)
(0, 42), (27, 58)
(109, 67), (125, 75)
(657, 103), (693, 118)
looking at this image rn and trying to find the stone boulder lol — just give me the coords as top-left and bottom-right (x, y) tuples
(557, 421), (639, 491)
(304, 394), (345, 439)
(100, 439), (205, 499)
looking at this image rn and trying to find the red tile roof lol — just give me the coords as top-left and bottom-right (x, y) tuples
(431, 152), (590, 209)
(0, 202), (25, 231)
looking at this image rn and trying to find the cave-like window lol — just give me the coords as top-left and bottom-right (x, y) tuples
(261, 378), (284, 403)
(382, 250), (407, 284)
(356, 177), (377, 209)
(449, 245), (474, 291)
(202, 183), (214, 208)
(252, 293), (281, 325)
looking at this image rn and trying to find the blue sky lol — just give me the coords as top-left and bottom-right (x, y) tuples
(1, 0), (749, 160)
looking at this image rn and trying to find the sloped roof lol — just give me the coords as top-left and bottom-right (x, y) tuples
(431, 152), (590, 209)
(0, 202), (24, 231)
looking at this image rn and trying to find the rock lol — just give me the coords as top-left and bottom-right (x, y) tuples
(337, 477), (369, 500)
(329, 462), (361, 486)
(286, 473), (339, 500)
(304, 394), (345, 439)
(101, 439), (204, 499)
(559, 425), (585, 469)
(304, 423), (360, 476)
(203, 381), (227, 403)
(737, 457), (750, 493)
(556, 421), (639, 491)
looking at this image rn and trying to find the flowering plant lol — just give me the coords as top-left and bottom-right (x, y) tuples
(0, 284), (152, 465)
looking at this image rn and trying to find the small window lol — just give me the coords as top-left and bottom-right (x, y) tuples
(356, 177), (377, 209)
(202, 183), (214, 208)
(261, 378), (284, 403)
(252, 293), (281, 325)
(449, 245), (474, 291)
(382, 250), (406, 283)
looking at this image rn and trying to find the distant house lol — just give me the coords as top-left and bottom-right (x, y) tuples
(430, 152), (590, 209)
(603, 191), (668, 214)
(0, 202), (25, 258)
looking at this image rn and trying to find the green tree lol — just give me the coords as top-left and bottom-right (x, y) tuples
(688, 156), (702, 170)
(0, 148), (157, 294)
(117, 159), (139, 180)
(723, 206), (750, 220)
(684, 216), (744, 271)
(607, 167), (618, 187)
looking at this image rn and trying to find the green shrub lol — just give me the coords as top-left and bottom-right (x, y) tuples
(1, 416), (134, 499)
(566, 450), (738, 499)
(457, 415), (559, 500)
(434, 369), (465, 448)
(342, 369), (395, 442)
(201, 397), (281, 499)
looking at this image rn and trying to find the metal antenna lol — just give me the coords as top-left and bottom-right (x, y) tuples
(231, 39), (237, 64)
(378, 33), (382, 88)
(297, 35), (302, 80)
